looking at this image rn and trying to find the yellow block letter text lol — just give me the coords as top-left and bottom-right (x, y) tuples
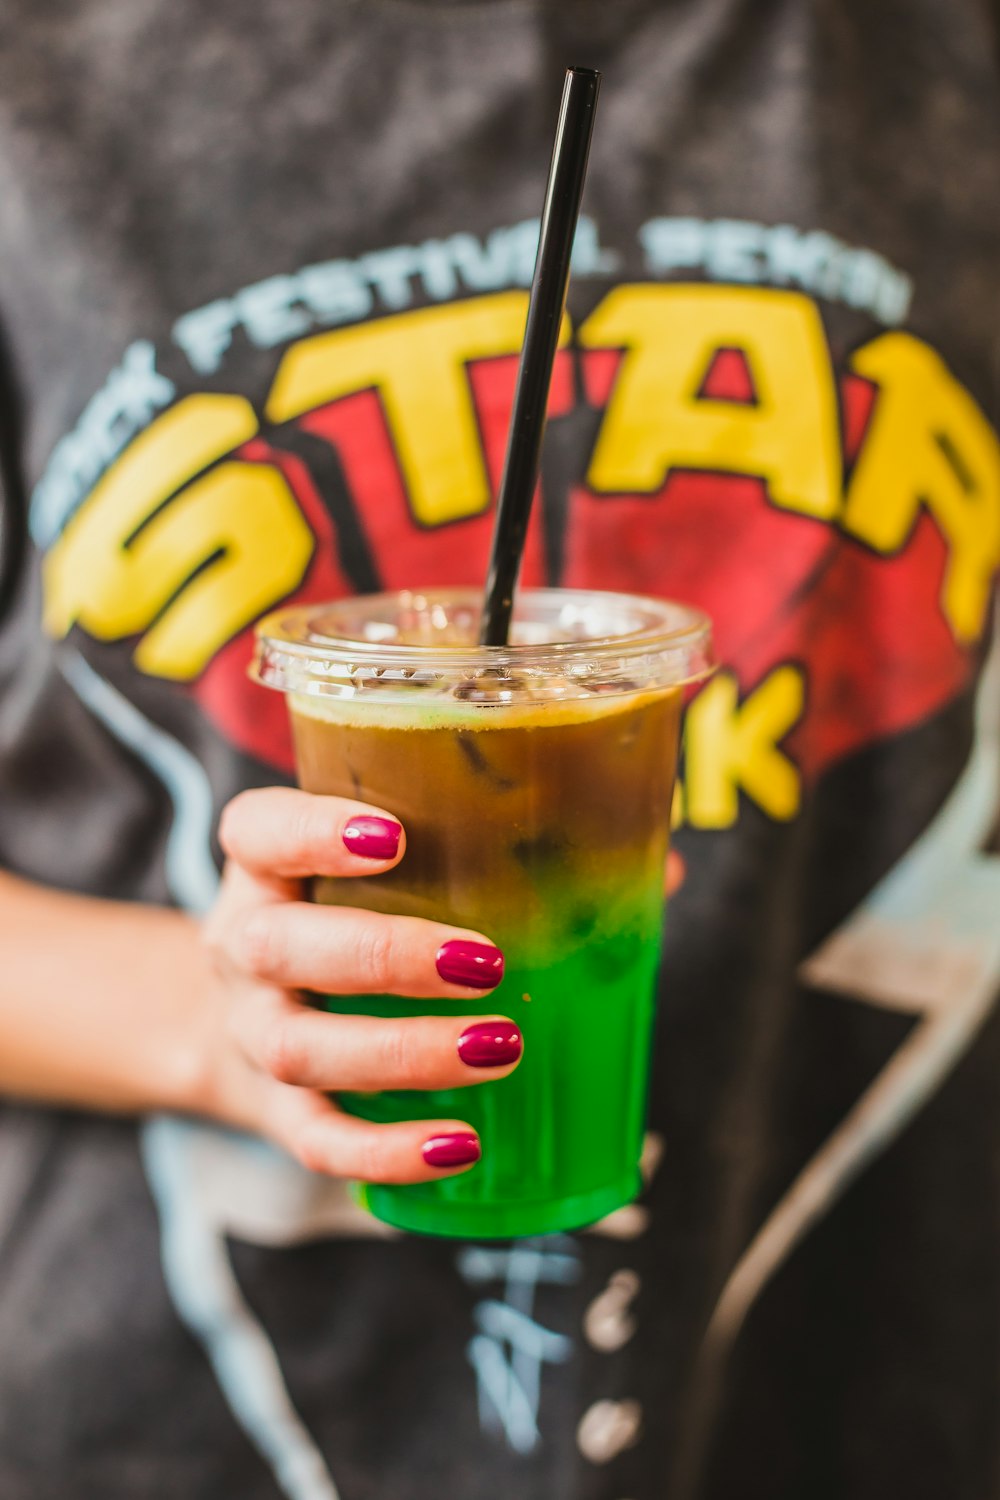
(265, 293), (569, 528)
(580, 285), (841, 521)
(843, 332), (1000, 643)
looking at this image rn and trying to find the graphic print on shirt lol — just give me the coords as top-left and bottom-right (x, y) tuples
(39, 273), (998, 820)
(32, 218), (1000, 1498)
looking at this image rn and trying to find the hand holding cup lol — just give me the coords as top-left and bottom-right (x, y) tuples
(194, 786), (520, 1183)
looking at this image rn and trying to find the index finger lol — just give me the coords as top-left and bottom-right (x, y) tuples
(219, 787), (406, 879)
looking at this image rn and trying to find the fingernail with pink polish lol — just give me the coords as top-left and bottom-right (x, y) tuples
(342, 816), (402, 861)
(436, 940), (504, 989)
(422, 1132), (482, 1169)
(458, 1020), (522, 1069)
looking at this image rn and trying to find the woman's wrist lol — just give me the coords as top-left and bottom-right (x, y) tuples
(0, 875), (226, 1120)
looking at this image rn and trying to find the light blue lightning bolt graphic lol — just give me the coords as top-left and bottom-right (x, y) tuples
(704, 615), (1000, 1354)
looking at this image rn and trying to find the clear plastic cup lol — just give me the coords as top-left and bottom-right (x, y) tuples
(252, 587), (712, 1238)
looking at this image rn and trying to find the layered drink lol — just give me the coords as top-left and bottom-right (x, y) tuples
(253, 588), (712, 1239)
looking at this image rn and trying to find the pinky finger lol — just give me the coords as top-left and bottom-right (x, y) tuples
(270, 1087), (482, 1185)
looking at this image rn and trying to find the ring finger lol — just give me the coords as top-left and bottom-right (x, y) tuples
(248, 999), (524, 1093)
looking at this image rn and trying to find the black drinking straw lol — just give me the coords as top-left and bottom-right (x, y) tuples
(479, 65), (601, 646)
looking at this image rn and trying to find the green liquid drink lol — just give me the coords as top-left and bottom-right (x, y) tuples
(252, 588), (712, 1239)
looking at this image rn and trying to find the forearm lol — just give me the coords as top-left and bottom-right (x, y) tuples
(0, 870), (213, 1115)
(0, 784), (518, 1186)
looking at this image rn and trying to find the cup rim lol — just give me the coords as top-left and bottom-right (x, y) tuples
(251, 587), (714, 700)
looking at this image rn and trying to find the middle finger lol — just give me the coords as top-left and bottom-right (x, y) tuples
(231, 902), (505, 998)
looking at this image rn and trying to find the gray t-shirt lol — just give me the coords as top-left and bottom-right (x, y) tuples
(1, 2), (1000, 1497)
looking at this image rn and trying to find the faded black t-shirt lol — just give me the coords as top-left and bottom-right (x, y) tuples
(1, 3), (1000, 1498)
